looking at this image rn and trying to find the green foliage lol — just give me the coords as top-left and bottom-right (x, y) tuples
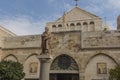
(0, 60), (25, 80)
(109, 65), (120, 80)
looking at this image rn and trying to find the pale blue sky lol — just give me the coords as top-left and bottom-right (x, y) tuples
(0, 0), (119, 35)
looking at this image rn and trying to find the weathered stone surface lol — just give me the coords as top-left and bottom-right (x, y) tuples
(82, 30), (120, 48)
(3, 35), (41, 49)
(0, 6), (120, 80)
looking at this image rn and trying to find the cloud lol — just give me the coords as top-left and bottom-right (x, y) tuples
(85, 5), (103, 15)
(107, 0), (120, 10)
(63, 3), (73, 11)
(0, 0), (119, 36)
(0, 13), (61, 35)
(0, 15), (47, 35)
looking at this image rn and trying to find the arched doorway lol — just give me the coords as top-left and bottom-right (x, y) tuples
(50, 54), (79, 80)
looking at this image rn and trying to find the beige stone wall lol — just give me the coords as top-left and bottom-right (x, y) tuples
(23, 55), (40, 79)
(0, 30), (120, 80)
(0, 30), (11, 37)
(3, 35), (41, 49)
(85, 54), (117, 80)
(49, 49), (120, 80)
(82, 30), (120, 48)
(1, 48), (41, 79)
(3, 55), (18, 62)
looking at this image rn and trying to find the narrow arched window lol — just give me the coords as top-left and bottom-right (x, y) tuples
(90, 21), (95, 31)
(58, 24), (62, 27)
(70, 23), (75, 26)
(90, 21), (94, 25)
(52, 25), (56, 28)
(83, 22), (88, 32)
(76, 23), (81, 26)
(83, 22), (88, 25)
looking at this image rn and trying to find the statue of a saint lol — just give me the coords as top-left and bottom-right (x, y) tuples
(117, 15), (120, 30)
(41, 27), (51, 54)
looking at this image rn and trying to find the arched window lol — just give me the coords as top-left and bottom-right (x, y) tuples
(90, 21), (94, 25)
(70, 23), (75, 26)
(58, 24), (62, 27)
(83, 22), (88, 25)
(3, 54), (18, 62)
(83, 22), (88, 32)
(50, 54), (79, 80)
(90, 21), (95, 31)
(76, 23), (81, 30)
(52, 25), (56, 28)
(50, 54), (79, 70)
(76, 23), (81, 26)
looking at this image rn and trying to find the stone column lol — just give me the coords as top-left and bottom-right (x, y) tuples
(80, 68), (85, 80)
(38, 54), (53, 80)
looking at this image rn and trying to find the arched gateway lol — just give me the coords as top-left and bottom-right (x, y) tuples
(50, 54), (79, 80)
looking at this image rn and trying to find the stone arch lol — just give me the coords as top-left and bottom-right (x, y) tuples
(85, 53), (118, 68)
(50, 54), (79, 71)
(85, 53), (117, 80)
(3, 54), (18, 62)
(52, 25), (56, 28)
(70, 23), (75, 26)
(90, 21), (94, 24)
(76, 23), (81, 26)
(70, 23), (75, 30)
(83, 22), (88, 25)
(25, 53), (38, 62)
(83, 22), (88, 32)
(58, 24), (62, 27)
(76, 23), (81, 30)
(89, 21), (95, 31)
(50, 54), (79, 80)
(52, 25), (57, 31)
(23, 53), (40, 79)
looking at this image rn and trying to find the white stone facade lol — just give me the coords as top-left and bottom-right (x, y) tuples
(0, 7), (120, 80)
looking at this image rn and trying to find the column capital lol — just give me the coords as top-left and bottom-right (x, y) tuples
(37, 54), (53, 63)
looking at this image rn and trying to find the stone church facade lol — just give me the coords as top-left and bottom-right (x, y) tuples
(0, 7), (120, 80)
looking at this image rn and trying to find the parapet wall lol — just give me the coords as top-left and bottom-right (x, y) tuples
(3, 30), (120, 50)
(81, 30), (120, 49)
(3, 35), (41, 49)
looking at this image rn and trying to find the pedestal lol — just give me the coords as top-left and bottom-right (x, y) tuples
(38, 54), (53, 80)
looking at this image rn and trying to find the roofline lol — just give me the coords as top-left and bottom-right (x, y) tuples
(0, 25), (16, 36)
(56, 6), (101, 22)
(69, 6), (101, 18)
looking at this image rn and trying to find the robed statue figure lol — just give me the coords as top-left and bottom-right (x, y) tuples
(41, 27), (51, 54)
